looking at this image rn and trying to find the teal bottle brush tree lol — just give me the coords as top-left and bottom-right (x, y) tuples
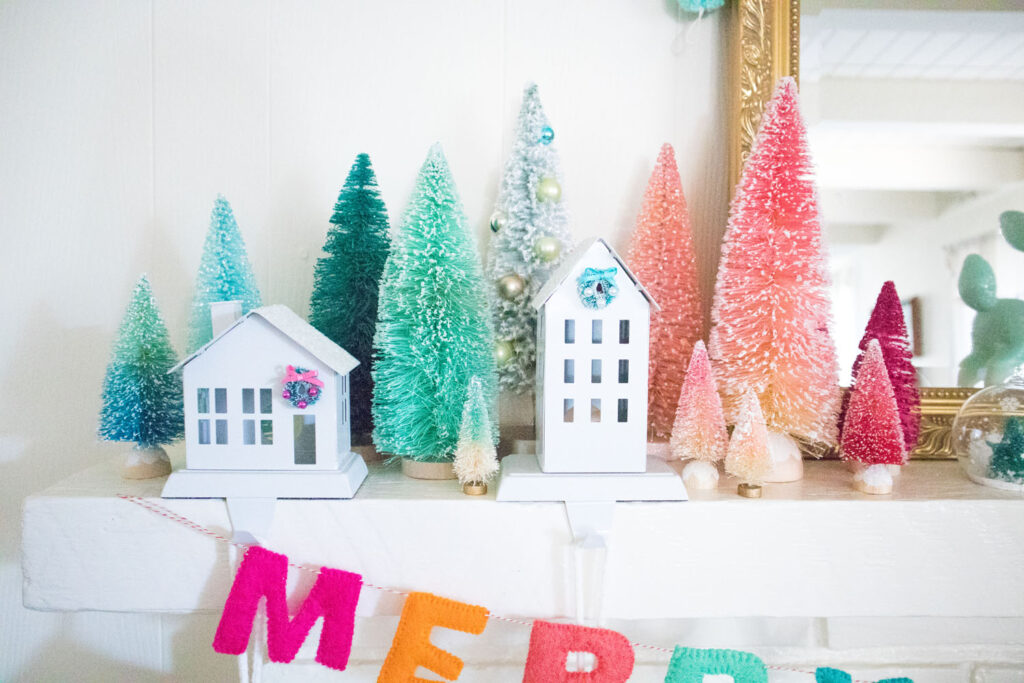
(958, 210), (1024, 387)
(187, 195), (262, 352)
(486, 83), (572, 392)
(98, 275), (184, 479)
(309, 153), (390, 441)
(372, 145), (497, 476)
(988, 415), (1024, 484)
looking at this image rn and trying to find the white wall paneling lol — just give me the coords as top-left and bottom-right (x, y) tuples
(0, 0), (715, 678)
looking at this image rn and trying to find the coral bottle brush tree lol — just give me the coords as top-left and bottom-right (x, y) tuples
(187, 195), (262, 352)
(98, 275), (184, 479)
(486, 83), (572, 392)
(372, 145), (497, 467)
(709, 77), (841, 472)
(309, 153), (390, 439)
(841, 339), (905, 494)
(840, 280), (920, 454)
(628, 143), (703, 442)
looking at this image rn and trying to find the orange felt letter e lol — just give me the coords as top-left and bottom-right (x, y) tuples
(378, 592), (489, 682)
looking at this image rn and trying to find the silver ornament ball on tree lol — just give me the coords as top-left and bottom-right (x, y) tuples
(494, 339), (515, 366)
(489, 210), (507, 234)
(497, 273), (526, 300)
(533, 236), (562, 263)
(536, 176), (561, 203)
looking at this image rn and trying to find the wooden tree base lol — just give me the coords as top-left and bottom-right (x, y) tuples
(122, 446), (171, 480)
(401, 458), (457, 480)
(737, 483), (763, 498)
(462, 482), (487, 495)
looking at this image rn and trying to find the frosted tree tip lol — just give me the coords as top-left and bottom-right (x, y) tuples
(658, 142), (675, 159)
(775, 76), (798, 96)
(425, 142), (447, 166)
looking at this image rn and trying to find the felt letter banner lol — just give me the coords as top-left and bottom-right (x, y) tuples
(523, 620), (635, 682)
(212, 546), (363, 671)
(663, 646), (768, 683)
(818, 669), (914, 683)
(378, 591), (489, 682)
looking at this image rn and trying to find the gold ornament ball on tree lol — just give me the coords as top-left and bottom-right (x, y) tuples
(533, 236), (562, 263)
(536, 176), (562, 203)
(497, 273), (526, 300)
(494, 339), (515, 365)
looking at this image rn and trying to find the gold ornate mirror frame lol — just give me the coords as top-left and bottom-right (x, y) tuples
(728, 0), (975, 459)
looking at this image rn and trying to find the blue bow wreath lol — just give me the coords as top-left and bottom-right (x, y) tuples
(577, 267), (620, 309)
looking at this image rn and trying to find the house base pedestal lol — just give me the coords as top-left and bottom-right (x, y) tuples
(161, 451), (368, 500)
(496, 454), (687, 502)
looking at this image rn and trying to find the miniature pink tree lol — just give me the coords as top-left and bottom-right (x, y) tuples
(840, 281), (920, 454)
(724, 389), (772, 495)
(628, 143), (703, 442)
(669, 341), (727, 489)
(841, 339), (905, 494)
(709, 77), (841, 464)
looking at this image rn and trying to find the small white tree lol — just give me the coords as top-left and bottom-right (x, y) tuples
(453, 377), (499, 494)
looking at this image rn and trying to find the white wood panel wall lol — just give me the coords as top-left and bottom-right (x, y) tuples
(0, 0), (727, 679)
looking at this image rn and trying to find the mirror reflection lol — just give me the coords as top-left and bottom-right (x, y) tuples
(801, 0), (1024, 387)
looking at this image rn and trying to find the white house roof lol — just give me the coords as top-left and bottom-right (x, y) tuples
(530, 238), (660, 311)
(171, 304), (359, 375)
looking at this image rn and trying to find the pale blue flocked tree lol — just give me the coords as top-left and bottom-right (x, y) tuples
(487, 83), (572, 392)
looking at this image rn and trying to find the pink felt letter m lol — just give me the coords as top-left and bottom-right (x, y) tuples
(213, 546), (362, 671)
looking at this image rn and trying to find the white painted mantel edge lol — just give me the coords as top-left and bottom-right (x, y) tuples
(21, 458), (1024, 620)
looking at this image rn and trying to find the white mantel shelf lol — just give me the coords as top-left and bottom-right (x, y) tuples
(21, 458), (1024, 620)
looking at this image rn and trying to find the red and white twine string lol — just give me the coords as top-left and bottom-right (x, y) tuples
(119, 494), (875, 682)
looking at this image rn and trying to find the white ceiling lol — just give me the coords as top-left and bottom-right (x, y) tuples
(802, 9), (1024, 81)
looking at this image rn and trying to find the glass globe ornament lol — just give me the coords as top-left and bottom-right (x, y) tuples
(953, 366), (1024, 491)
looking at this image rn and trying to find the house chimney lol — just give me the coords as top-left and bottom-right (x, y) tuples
(209, 300), (243, 338)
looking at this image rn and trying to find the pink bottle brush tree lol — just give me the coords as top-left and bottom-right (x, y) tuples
(709, 76), (841, 481)
(840, 280), (920, 455)
(627, 143), (703, 443)
(841, 339), (906, 494)
(669, 341), (727, 490)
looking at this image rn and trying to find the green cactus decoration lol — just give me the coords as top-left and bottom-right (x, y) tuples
(958, 210), (1024, 387)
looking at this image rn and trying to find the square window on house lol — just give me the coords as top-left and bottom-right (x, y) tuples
(242, 388), (255, 414)
(591, 399), (601, 422)
(618, 359), (629, 383)
(564, 359), (575, 383)
(564, 319), (576, 344)
(618, 398), (628, 423)
(260, 388), (273, 414)
(591, 359), (602, 383)
(215, 419), (228, 444)
(592, 320), (602, 343)
(563, 399), (574, 422)
(619, 320), (630, 343)
(198, 419), (210, 445)
(260, 420), (273, 445)
(215, 388), (227, 413)
(243, 419), (256, 445)
(197, 388), (209, 413)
